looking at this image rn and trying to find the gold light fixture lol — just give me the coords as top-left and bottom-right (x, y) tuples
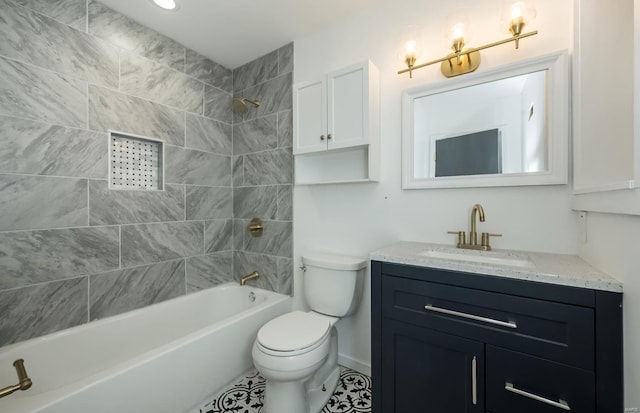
(399, 1), (538, 79)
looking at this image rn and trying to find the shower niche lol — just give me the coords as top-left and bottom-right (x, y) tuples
(109, 131), (164, 191)
(293, 60), (380, 185)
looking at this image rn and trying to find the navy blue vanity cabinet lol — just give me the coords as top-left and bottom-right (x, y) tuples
(370, 261), (623, 413)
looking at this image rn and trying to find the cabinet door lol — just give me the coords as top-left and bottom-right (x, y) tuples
(294, 79), (327, 154)
(380, 319), (484, 413)
(327, 62), (368, 150)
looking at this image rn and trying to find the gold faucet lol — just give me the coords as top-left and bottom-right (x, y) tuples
(0, 359), (32, 399)
(449, 203), (502, 251)
(240, 271), (259, 286)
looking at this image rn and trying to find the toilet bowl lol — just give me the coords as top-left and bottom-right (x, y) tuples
(251, 253), (367, 413)
(252, 311), (339, 413)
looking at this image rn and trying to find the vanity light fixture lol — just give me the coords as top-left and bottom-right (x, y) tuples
(399, 1), (538, 79)
(151, 0), (178, 11)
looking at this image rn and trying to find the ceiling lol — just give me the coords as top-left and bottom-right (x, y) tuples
(97, 0), (378, 69)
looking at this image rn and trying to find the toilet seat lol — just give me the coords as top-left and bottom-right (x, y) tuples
(256, 311), (336, 357)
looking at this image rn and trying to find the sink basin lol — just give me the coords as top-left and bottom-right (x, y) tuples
(421, 249), (535, 269)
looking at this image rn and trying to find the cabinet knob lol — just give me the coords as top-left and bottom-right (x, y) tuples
(327, 133), (332, 140)
(320, 135), (325, 141)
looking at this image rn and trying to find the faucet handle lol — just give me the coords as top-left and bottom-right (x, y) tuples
(481, 232), (502, 249)
(448, 231), (466, 246)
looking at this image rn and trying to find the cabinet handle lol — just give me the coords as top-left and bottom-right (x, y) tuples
(320, 135), (325, 141)
(327, 133), (332, 140)
(471, 356), (477, 405)
(505, 382), (571, 411)
(424, 304), (517, 329)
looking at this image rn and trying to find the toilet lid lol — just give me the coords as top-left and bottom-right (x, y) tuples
(257, 311), (331, 352)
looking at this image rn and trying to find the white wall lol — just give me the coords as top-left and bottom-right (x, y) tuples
(292, 0), (576, 374)
(579, 213), (640, 409)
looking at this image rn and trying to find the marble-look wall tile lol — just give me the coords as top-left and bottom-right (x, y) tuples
(88, 85), (185, 146)
(165, 146), (231, 186)
(89, 180), (184, 225)
(233, 219), (244, 252)
(277, 42), (294, 76)
(277, 110), (293, 148)
(120, 52), (204, 114)
(185, 49), (232, 93)
(0, 277), (88, 347)
(186, 251), (232, 292)
(204, 86), (232, 124)
(233, 73), (292, 123)
(186, 113), (232, 155)
(0, 174), (88, 231)
(277, 185), (293, 221)
(90, 259), (185, 320)
(233, 186), (277, 220)
(88, 0), (184, 71)
(121, 221), (204, 267)
(234, 251), (278, 292)
(232, 155), (244, 187)
(233, 50), (278, 92)
(244, 148), (293, 185)
(1, 0), (117, 87)
(205, 219), (233, 253)
(0, 116), (107, 178)
(0, 57), (87, 129)
(244, 220), (292, 258)
(233, 114), (277, 155)
(0, 226), (119, 290)
(14, 0), (87, 31)
(277, 257), (293, 295)
(186, 186), (232, 221)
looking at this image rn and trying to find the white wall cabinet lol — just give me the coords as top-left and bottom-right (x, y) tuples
(293, 60), (380, 184)
(572, 0), (640, 215)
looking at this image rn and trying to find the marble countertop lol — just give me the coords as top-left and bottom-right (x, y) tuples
(370, 241), (623, 293)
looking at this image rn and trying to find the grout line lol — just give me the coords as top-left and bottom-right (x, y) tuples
(87, 179), (90, 225)
(86, 274), (91, 322)
(85, 0), (89, 33)
(118, 225), (122, 269)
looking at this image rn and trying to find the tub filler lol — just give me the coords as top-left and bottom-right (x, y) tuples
(0, 284), (291, 413)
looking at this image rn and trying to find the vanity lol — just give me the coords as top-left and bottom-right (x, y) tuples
(370, 242), (623, 413)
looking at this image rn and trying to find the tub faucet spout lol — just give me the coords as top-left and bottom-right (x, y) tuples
(240, 271), (260, 286)
(0, 359), (32, 399)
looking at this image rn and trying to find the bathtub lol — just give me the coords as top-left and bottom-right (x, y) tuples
(0, 283), (291, 413)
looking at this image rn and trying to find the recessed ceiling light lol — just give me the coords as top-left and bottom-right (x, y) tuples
(151, 0), (178, 10)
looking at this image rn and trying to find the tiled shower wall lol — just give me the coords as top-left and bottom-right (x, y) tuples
(231, 47), (294, 295)
(0, 0), (293, 347)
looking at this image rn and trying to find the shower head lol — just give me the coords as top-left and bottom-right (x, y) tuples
(232, 97), (260, 115)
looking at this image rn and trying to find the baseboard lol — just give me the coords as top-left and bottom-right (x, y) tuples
(338, 353), (371, 376)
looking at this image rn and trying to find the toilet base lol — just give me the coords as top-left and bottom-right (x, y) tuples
(264, 379), (308, 413)
(307, 365), (340, 413)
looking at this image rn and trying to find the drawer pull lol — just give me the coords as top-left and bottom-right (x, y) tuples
(471, 356), (477, 405)
(424, 304), (517, 329)
(505, 382), (571, 411)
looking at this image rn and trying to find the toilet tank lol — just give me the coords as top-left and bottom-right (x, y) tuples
(302, 253), (367, 317)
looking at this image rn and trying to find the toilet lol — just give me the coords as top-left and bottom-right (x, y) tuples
(251, 253), (367, 413)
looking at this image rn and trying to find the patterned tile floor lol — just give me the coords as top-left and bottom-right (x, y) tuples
(197, 366), (371, 413)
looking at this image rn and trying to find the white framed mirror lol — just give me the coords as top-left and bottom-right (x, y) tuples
(402, 51), (568, 189)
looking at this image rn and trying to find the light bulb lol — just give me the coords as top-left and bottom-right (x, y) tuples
(451, 23), (466, 42)
(405, 40), (417, 59)
(510, 1), (525, 24)
(152, 0), (177, 10)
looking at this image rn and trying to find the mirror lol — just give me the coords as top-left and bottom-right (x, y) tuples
(402, 51), (568, 189)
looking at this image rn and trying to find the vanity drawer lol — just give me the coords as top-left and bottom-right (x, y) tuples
(381, 275), (595, 369)
(486, 346), (595, 413)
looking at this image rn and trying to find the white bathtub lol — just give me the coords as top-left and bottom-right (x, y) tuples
(0, 283), (291, 413)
